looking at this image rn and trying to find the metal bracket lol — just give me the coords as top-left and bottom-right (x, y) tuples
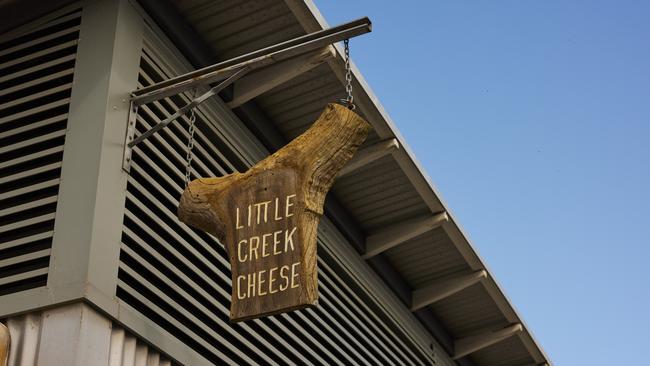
(121, 68), (249, 172)
(121, 17), (372, 173)
(122, 101), (138, 172)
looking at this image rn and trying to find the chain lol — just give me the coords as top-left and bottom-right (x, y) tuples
(340, 39), (355, 110)
(184, 91), (197, 187)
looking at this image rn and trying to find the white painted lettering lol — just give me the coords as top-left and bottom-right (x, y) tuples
(285, 226), (297, 251)
(273, 230), (282, 255)
(291, 262), (300, 289)
(268, 267), (278, 294)
(237, 275), (246, 299)
(285, 194), (296, 217)
(237, 239), (247, 262)
(261, 233), (271, 257)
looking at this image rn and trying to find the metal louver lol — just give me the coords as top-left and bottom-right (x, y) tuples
(117, 29), (436, 365)
(0, 8), (80, 296)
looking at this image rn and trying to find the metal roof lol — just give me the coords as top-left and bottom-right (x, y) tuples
(163, 0), (551, 364)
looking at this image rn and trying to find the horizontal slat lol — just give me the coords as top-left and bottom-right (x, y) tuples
(5, 10), (82, 43)
(120, 243), (307, 365)
(0, 267), (48, 286)
(0, 54), (75, 84)
(125, 192), (223, 271)
(289, 309), (357, 365)
(318, 263), (421, 363)
(122, 225), (229, 294)
(127, 178), (222, 263)
(0, 213), (56, 234)
(0, 113), (67, 139)
(136, 95), (228, 176)
(0, 146), (64, 170)
(318, 252), (425, 362)
(0, 248), (50, 268)
(134, 112), (216, 180)
(137, 66), (232, 175)
(138, 53), (239, 173)
(0, 130), (66, 155)
(121, 224), (328, 365)
(119, 262), (277, 366)
(129, 160), (180, 209)
(0, 99), (70, 125)
(0, 69), (74, 98)
(316, 282), (405, 365)
(0, 83), (72, 111)
(0, 230), (53, 251)
(132, 135), (185, 188)
(123, 207), (225, 283)
(117, 279), (238, 364)
(302, 304), (376, 366)
(0, 39), (78, 70)
(0, 179), (59, 201)
(0, 196), (57, 218)
(29, 11), (82, 34)
(0, 162), (61, 185)
(0, 25), (80, 58)
(120, 238), (227, 306)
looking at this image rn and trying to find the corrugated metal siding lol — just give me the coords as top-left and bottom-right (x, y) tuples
(110, 326), (175, 366)
(4, 313), (41, 366)
(3, 311), (174, 366)
(0, 6), (80, 297)
(116, 26), (436, 365)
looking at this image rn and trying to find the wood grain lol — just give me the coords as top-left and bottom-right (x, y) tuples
(0, 323), (9, 366)
(178, 103), (370, 321)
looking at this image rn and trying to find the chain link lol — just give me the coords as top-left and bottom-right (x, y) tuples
(340, 39), (355, 110)
(184, 91), (197, 187)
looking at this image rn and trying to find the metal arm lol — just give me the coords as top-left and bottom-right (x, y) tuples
(130, 17), (371, 106)
(128, 67), (249, 148)
(122, 17), (372, 172)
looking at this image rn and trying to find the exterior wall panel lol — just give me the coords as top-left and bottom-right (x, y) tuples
(0, 5), (81, 299)
(2, 308), (174, 366)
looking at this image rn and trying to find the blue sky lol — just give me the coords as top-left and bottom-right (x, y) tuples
(316, 1), (649, 364)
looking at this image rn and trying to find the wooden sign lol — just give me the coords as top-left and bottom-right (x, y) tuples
(178, 103), (370, 321)
(0, 323), (9, 366)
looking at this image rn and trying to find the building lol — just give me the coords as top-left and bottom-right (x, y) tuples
(0, 0), (551, 365)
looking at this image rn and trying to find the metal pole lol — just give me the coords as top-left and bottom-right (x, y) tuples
(131, 17), (372, 106)
(128, 67), (249, 148)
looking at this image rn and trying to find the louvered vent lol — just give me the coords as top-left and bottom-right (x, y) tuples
(0, 8), (80, 296)
(118, 36), (434, 365)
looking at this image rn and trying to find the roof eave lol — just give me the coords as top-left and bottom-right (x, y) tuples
(281, 0), (551, 364)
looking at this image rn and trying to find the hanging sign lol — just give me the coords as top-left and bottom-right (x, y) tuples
(178, 103), (370, 321)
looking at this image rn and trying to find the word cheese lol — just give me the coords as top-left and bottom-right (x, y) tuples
(233, 194), (301, 301)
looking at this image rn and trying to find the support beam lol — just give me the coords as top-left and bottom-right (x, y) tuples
(453, 324), (523, 359)
(362, 212), (448, 259)
(411, 270), (487, 311)
(228, 47), (335, 108)
(132, 17), (371, 105)
(338, 138), (399, 177)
